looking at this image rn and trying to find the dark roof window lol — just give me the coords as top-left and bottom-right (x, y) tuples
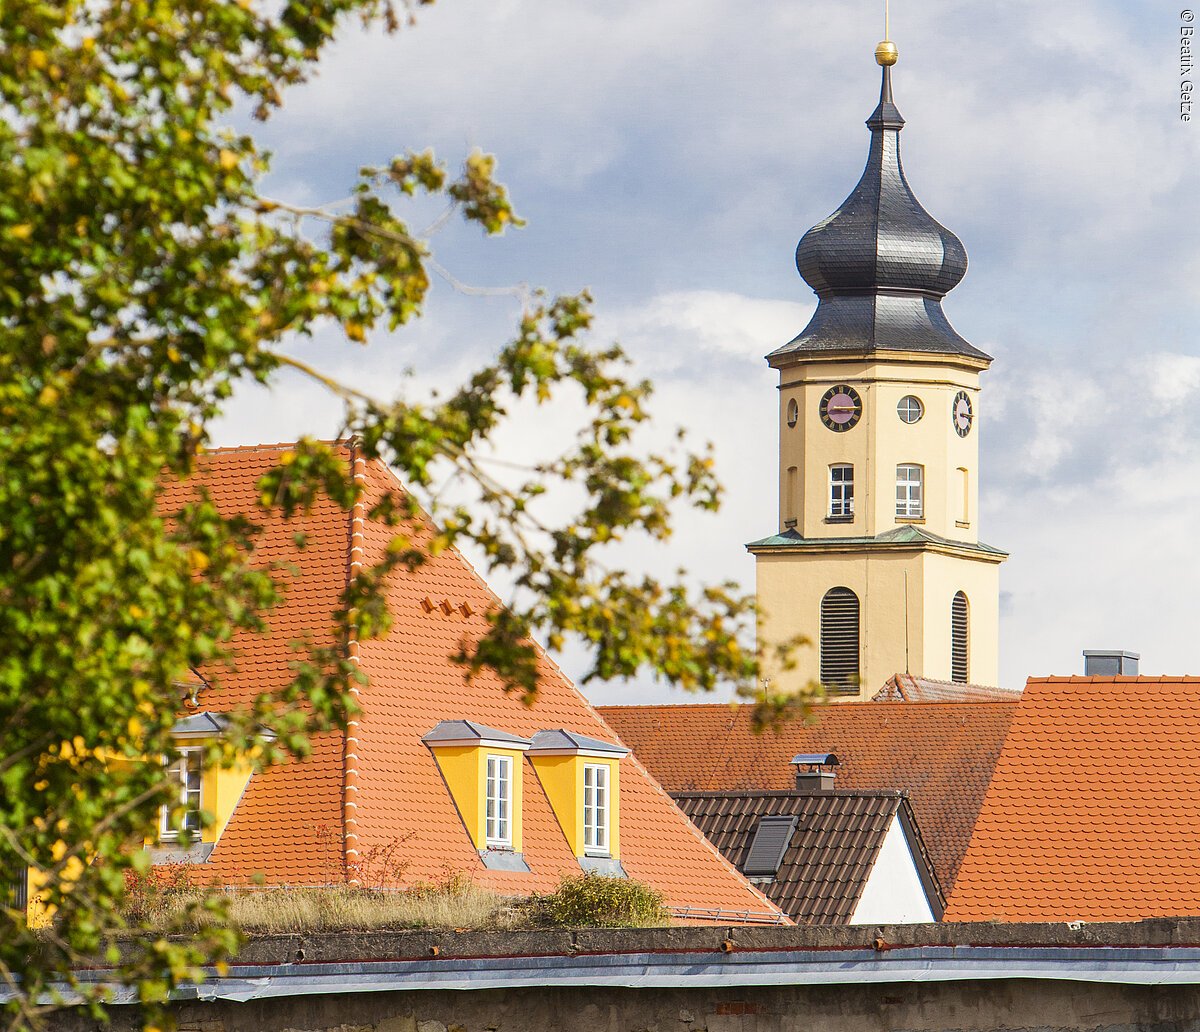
(743, 815), (799, 877)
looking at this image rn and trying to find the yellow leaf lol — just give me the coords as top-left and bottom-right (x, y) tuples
(51, 841), (67, 862)
(344, 321), (366, 343)
(10, 224), (33, 241)
(37, 385), (59, 406)
(28, 50), (47, 70)
(127, 716), (143, 738)
(188, 549), (210, 573)
(218, 149), (239, 171)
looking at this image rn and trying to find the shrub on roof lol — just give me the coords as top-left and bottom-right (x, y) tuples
(539, 874), (668, 928)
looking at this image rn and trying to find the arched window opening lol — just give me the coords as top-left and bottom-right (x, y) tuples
(820, 587), (860, 693)
(952, 591), (969, 684)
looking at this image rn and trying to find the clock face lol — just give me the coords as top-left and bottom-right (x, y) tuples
(953, 390), (973, 437)
(820, 384), (862, 432)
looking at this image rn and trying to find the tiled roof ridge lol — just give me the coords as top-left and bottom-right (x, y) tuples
(341, 441), (368, 886)
(889, 672), (1020, 692)
(1027, 675), (1200, 683)
(599, 699), (1018, 714)
(198, 439), (341, 456)
(672, 788), (909, 800)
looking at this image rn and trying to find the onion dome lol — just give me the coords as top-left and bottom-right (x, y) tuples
(769, 51), (990, 364)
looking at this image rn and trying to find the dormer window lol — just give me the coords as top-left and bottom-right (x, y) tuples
(529, 729), (629, 873)
(161, 748), (203, 839)
(485, 754), (513, 848)
(422, 720), (531, 869)
(583, 763), (610, 855)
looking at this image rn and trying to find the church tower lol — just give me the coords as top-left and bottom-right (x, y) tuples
(749, 38), (1007, 699)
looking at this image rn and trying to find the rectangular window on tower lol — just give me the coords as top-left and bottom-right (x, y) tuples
(896, 464), (924, 519)
(828, 464), (854, 520)
(957, 467), (970, 527)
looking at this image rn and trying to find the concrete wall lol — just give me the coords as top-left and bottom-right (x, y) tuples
(61, 921), (1200, 1032)
(90, 979), (1200, 1032)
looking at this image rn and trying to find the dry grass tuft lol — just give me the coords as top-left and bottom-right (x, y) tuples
(126, 874), (523, 933)
(123, 872), (671, 933)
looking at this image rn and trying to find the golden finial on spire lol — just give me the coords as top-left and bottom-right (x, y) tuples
(875, 0), (898, 65)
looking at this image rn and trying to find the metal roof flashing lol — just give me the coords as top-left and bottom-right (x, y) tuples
(528, 729), (629, 758)
(421, 720), (533, 752)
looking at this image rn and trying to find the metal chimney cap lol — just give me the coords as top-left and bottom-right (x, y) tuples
(1082, 650), (1140, 661)
(791, 753), (840, 767)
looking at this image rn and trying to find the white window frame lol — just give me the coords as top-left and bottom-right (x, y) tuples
(160, 747), (203, 840)
(583, 763), (610, 855)
(897, 395), (924, 424)
(895, 464), (924, 519)
(828, 464), (854, 518)
(485, 754), (512, 848)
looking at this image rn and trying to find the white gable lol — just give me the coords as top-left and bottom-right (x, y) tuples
(849, 814), (935, 925)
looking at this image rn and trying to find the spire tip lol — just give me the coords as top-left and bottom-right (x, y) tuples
(875, 40), (898, 66)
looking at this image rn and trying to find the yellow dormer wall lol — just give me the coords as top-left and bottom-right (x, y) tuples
(199, 756), (254, 845)
(428, 744), (526, 852)
(530, 754), (621, 859)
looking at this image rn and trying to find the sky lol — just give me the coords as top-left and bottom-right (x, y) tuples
(213, 0), (1200, 703)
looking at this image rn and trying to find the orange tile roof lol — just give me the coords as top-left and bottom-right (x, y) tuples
(946, 676), (1200, 923)
(165, 443), (781, 920)
(873, 674), (1023, 703)
(599, 700), (1016, 891)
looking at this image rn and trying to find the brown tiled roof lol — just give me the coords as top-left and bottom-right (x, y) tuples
(672, 790), (943, 924)
(873, 674), (1023, 703)
(598, 701), (1017, 891)
(946, 677), (1200, 924)
(162, 444), (781, 921)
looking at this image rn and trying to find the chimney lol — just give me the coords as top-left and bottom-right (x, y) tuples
(791, 753), (839, 793)
(1082, 650), (1140, 676)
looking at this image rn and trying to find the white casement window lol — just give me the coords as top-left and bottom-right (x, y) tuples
(583, 763), (610, 855)
(160, 748), (203, 839)
(895, 464), (924, 519)
(485, 754), (512, 847)
(829, 464), (854, 518)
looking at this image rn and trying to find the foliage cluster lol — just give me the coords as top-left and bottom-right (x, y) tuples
(0, 0), (806, 1027)
(538, 874), (669, 929)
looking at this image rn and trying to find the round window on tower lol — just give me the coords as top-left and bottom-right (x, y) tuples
(786, 398), (799, 428)
(897, 395), (924, 424)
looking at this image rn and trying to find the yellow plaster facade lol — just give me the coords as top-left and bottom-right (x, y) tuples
(428, 744), (527, 853)
(777, 354), (985, 541)
(529, 753), (622, 859)
(198, 756), (254, 845)
(755, 351), (1006, 699)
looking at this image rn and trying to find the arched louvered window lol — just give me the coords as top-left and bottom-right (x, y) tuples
(820, 587), (860, 693)
(952, 591), (969, 683)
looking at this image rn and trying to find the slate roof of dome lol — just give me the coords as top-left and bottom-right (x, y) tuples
(769, 62), (990, 365)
